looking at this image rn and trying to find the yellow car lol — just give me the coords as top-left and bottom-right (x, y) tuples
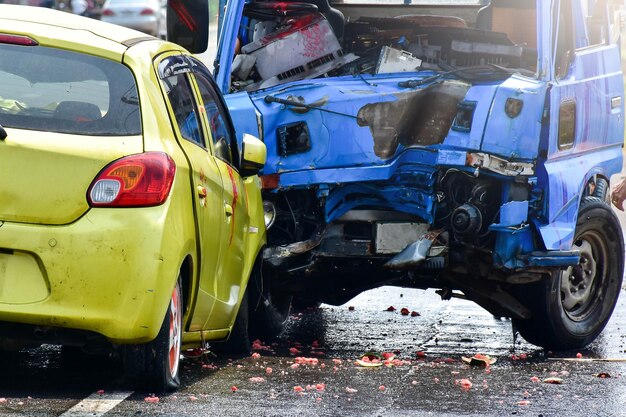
(0, 4), (288, 392)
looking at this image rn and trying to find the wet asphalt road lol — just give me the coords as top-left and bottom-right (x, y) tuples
(2, 284), (626, 417)
(2, 177), (626, 416)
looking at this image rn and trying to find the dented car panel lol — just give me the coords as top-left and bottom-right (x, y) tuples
(210, 0), (625, 349)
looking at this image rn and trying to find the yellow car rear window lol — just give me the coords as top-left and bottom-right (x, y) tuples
(0, 44), (141, 136)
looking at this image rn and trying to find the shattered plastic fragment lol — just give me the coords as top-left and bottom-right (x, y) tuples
(251, 339), (272, 351)
(356, 352), (384, 367)
(249, 377), (266, 383)
(461, 353), (497, 366)
(576, 352), (583, 359)
(530, 376), (541, 383)
(294, 386), (305, 392)
(517, 400), (530, 406)
(416, 351), (427, 359)
(266, 367), (273, 374)
(96, 390), (105, 395)
(144, 396), (160, 403)
(0, 398), (7, 403)
(289, 347), (301, 355)
(457, 379), (472, 390)
(345, 387), (358, 393)
(295, 356), (319, 365)
(182, 348), (207, 358)
(188, 395), (197, 401)
(379, 385), (386, 391)
(231, 386), (238, 392)
(251, 352), (261, 359)
(316, 383), (326, 391)
(543, 377), (563, 384)
(382, 352), (396, 360)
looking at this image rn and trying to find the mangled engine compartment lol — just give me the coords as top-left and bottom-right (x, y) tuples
(232, 1), (535, 91)
(263, 167), (535, 306)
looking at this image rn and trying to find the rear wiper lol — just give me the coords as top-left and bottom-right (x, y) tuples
(0, 123), (7, 140)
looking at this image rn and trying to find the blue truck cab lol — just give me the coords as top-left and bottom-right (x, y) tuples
(169, 0), (624, 349)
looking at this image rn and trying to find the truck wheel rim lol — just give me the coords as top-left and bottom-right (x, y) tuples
(560, 232), (605, 320)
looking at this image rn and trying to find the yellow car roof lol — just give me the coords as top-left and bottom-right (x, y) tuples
(0, 4), (159, 59)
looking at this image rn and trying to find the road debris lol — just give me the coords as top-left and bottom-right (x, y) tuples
(461, 353), (497, 366)
(356, 352), (384, 367)
(543, 377), (563, 384)
(456, 378), (472, 390)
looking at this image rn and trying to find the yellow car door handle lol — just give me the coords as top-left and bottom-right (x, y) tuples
(197, 186), (207, 198)
(224, 204), (233, 223)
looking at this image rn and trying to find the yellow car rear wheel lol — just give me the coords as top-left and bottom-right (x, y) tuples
(122, 278), (183, 392)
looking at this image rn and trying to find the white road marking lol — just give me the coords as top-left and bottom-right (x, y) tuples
(59, 391), (133, 417)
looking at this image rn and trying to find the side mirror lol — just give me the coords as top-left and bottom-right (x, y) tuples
(240, 134), (266, 177)
(166, 0), (209, 53)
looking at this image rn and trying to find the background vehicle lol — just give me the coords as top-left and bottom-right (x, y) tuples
(101, 0), (164, 37)
(0, 4), (274, 392)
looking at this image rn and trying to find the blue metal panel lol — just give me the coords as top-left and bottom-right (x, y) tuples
(250, 75), (471, 179)
(215, 0), (245, 92)
(223, 91), (261, 154)
(274, 147), (439, 188)
(536, 45), (624, 250)
(479, 76), (547, 160)
(538, 145), (622, 249)
(442, 84), (496, 151)
(546, 47), (624, 159)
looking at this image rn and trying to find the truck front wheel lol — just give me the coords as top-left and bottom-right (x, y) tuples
(248, 263), (291, 341)
(513, 198), (624, 349)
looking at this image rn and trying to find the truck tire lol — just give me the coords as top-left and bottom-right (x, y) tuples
(513, 197), (624, 349)
(591, 176), (610, 204)
(213, 288), (252, 356)
(248, 263), (291, 341)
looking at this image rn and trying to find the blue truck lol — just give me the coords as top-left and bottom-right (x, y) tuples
(169, 0), (624, 350)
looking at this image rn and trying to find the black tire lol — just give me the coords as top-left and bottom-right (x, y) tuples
(248, 263), (291, 341)
(513, 197), (624, 349)
(122, 279), (182, 392)
(591, 176), (611, 204)
(213, 287), (251, 356)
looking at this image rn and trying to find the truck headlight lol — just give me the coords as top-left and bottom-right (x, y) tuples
(263, 200), (276, 229)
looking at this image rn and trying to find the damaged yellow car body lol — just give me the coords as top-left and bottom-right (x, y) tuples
(0, 4), (268, 391)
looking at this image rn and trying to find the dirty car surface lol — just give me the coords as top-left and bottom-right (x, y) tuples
(0, 4), (272, 392)
(209, 0), (625, 350)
